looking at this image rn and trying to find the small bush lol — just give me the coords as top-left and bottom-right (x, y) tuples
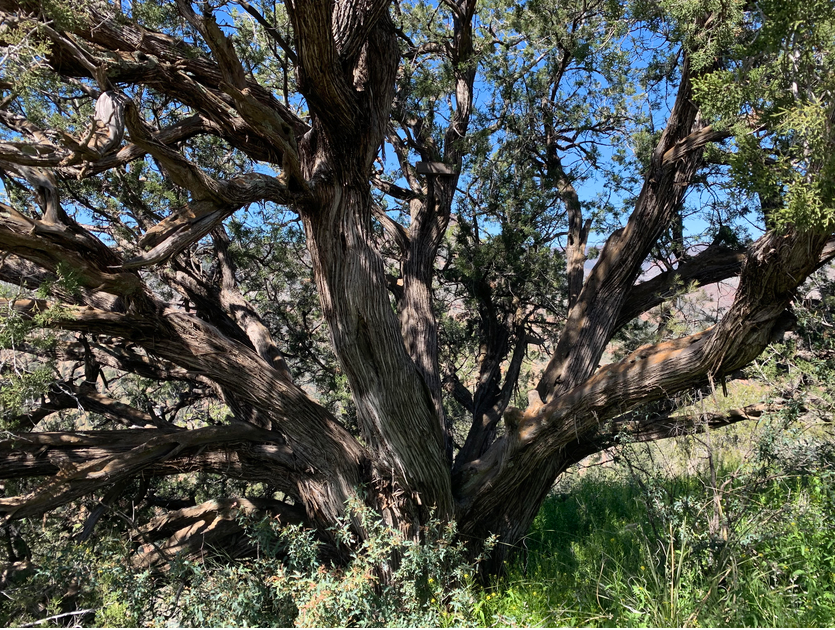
(2, 501), (489, 627)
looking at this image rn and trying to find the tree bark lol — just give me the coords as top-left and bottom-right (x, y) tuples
(453, 227), (828, 569)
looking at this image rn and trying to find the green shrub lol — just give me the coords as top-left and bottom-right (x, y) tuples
(2, 501), (489, 627)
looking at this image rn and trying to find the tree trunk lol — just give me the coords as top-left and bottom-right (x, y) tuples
(301, 180), (453, 521)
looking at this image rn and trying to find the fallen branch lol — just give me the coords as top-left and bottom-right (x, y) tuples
(132, 497), (306, 568)
(20, 608), (97, 627)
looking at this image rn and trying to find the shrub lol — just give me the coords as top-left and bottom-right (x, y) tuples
(2, 501), (489, 627)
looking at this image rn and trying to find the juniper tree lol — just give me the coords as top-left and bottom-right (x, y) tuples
(0, 0), (833, 574)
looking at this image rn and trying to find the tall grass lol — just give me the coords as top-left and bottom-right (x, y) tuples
(479, 418), (835, 627)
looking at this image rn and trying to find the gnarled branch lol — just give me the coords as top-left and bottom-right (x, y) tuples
(0, 424), (299, 521)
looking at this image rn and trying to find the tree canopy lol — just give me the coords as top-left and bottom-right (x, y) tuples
(0, 0), (833, 575)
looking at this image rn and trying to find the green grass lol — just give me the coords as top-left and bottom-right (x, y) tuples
(476, 421), (835, 627)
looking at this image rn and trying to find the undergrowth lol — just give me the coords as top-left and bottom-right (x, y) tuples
(481, 417), (835, 627)
(3, 415), (833, 627)
(1, 500), (490, 627)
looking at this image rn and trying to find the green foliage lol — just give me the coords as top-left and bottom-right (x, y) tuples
(692, 0), (835, 231)
(655, 0), (747, 73)
(2, 502), (491, 627)
(0, 295), (64, 425)
(0, 363), (53, 422)
(251, 501), (492, 627)
(0, 520), (151, 628)
(0, 12), (52, 92)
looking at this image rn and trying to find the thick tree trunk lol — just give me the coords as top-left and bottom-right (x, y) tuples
(301, 181), (453, 519)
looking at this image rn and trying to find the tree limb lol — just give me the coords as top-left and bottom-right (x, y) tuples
(0, 424), (298, 520)
(616, 242), (747, 330)
(237, 0), (298, 64)
(456, 226), (830, 536)
(0, 197), (146, 298)
(1, 298), (370, 529)
(588, 402), (774, 453)
(57, 115), (221, 180)
(131, 497), (307, 568)
(536, 58), (710, 401)
(5, 380), (169, 431)
(661, 125), (731, 167)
